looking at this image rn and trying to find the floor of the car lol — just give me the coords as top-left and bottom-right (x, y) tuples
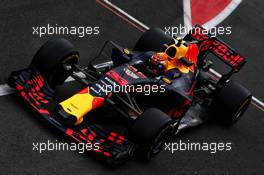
(178, 103), (210, 132)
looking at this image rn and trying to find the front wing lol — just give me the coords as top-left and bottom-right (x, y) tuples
(7, 68), (134, 164)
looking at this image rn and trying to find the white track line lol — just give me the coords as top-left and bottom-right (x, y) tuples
(252, 97), (264, 108)
(183, 0), (192, 28)
(101, 0), (149, 30)
(0, 84), (15, 96)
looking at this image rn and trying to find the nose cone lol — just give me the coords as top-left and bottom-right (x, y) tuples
(54, 106), (77, 126)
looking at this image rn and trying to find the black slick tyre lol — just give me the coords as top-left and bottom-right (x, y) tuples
(212, 80), (252, 126)
(129, 108), (173, 160)
(134, 28), (175, 52)
(31, 38), (79, 87)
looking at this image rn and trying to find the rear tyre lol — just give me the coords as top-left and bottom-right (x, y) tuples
(31, 38), (79, 87)
(212, 80), (252, 126)
(134, 28), (175, 52)
(129, 108), (173, 160)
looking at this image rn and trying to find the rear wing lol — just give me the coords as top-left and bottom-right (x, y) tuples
(184, 25), (246, 72)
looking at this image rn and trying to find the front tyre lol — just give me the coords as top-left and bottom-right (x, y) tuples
(31, 38), (79, 87)
(128, 108), (173, 160)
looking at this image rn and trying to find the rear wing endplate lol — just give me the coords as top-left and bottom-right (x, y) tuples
(184, 25), (246, 72)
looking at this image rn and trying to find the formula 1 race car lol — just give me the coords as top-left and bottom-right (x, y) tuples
(7, 25), (252, 164)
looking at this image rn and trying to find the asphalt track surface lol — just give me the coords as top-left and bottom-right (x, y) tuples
(0, 0), (264, 174)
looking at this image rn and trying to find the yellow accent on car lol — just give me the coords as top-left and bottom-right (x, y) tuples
(162, 77), (172, 85)
(175, 43), (188, 59)
(165, 43), (190, 73)
(59, 88), (94, 125)
(123, 48), (130, 55)
(62, 54), (80, 63)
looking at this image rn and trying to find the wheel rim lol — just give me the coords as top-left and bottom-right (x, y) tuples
(233, 98), (251, 122)
(152, 140), (164, 155)
(50, 54), (79, 86)
(148, 124), (173, 159)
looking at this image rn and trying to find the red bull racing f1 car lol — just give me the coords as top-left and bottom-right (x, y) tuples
(7, 25), (252, 164)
